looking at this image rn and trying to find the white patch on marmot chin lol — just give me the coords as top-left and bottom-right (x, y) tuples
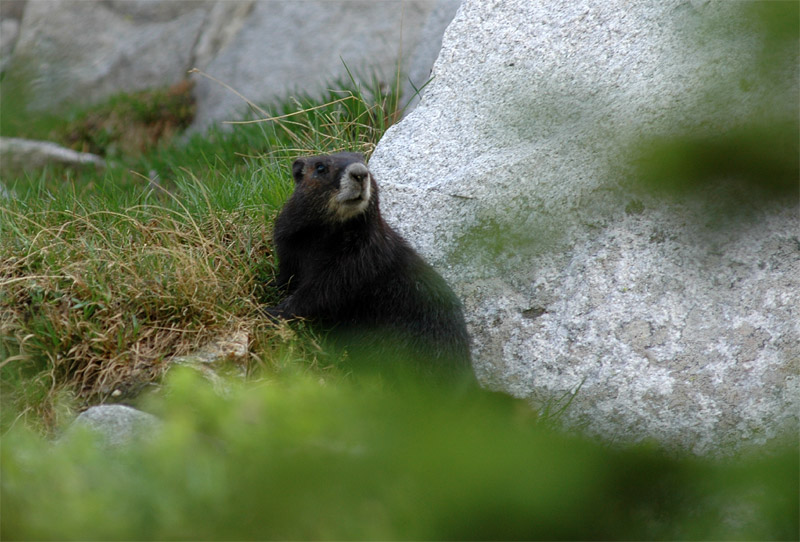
(329, 163), (371, 221)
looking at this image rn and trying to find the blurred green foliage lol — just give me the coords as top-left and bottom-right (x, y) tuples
(633, 119), (798, 197)
(1, 368), (797, 540)
(631, 1), (799, 199)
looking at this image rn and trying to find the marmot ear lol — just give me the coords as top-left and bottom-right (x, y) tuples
(291, 159), (305, 183)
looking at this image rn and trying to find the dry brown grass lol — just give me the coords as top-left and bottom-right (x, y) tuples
(60, 80), (196, 157)
(0, 203), (277, 410)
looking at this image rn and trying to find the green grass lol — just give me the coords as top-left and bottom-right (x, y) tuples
(1, 74), (403, 431)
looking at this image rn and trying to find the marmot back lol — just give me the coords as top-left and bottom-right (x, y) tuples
(268, 152), (472, 380)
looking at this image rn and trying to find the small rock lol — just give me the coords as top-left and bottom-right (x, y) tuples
(66, 404), (161, 448)
(0, 182), (15, 199)
(170, 329), (250, 395)
(172, 329), (249, 365)
(0, 137), (105, 175)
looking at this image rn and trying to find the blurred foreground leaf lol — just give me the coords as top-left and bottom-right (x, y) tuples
(631, 1), (799, 201)
(2, 369), (797, 541)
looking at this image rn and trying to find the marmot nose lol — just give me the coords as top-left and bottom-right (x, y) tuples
(346, 163), (370, 184)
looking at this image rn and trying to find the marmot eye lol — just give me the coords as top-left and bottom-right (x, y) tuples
(315, 163), (328, 175)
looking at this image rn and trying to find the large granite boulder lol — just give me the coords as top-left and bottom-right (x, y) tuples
(369, 0), (799, 454)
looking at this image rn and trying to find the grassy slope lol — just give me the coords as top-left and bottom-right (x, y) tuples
(1, 77), (399, 428)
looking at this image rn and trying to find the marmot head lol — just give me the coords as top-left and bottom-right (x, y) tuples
(291, 152), (376, 222)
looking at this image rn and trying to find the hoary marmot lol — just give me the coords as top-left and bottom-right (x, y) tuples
(268, 152), (472, 381)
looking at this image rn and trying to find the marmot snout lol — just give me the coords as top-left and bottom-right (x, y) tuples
(333, 162), (372, 219)
(269, 152), (473, 381)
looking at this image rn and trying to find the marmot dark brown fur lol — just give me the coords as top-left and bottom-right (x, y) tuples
(268, 152), (472, 380)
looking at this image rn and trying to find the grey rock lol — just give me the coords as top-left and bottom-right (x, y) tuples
(67, 405), (161, 448)
(0, 18), (19, 57)
(0, 23), (17, 73)
(103, 0), (209, 22)
(192, 1), (256, 71)
(0, 0), (26, 21)
(5, 0), (460, 133)
(369, 0), (799, 454)
(172, 330), (249, 366)
(0, 137), (105, 173)
(0, 2), (23, 73)
(401, 0), (461, 112)
(190, 1), (451, 132)
(0, 182), (14, 199)
(169, 330), (249, 395)
(8, 0), (209, 110)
